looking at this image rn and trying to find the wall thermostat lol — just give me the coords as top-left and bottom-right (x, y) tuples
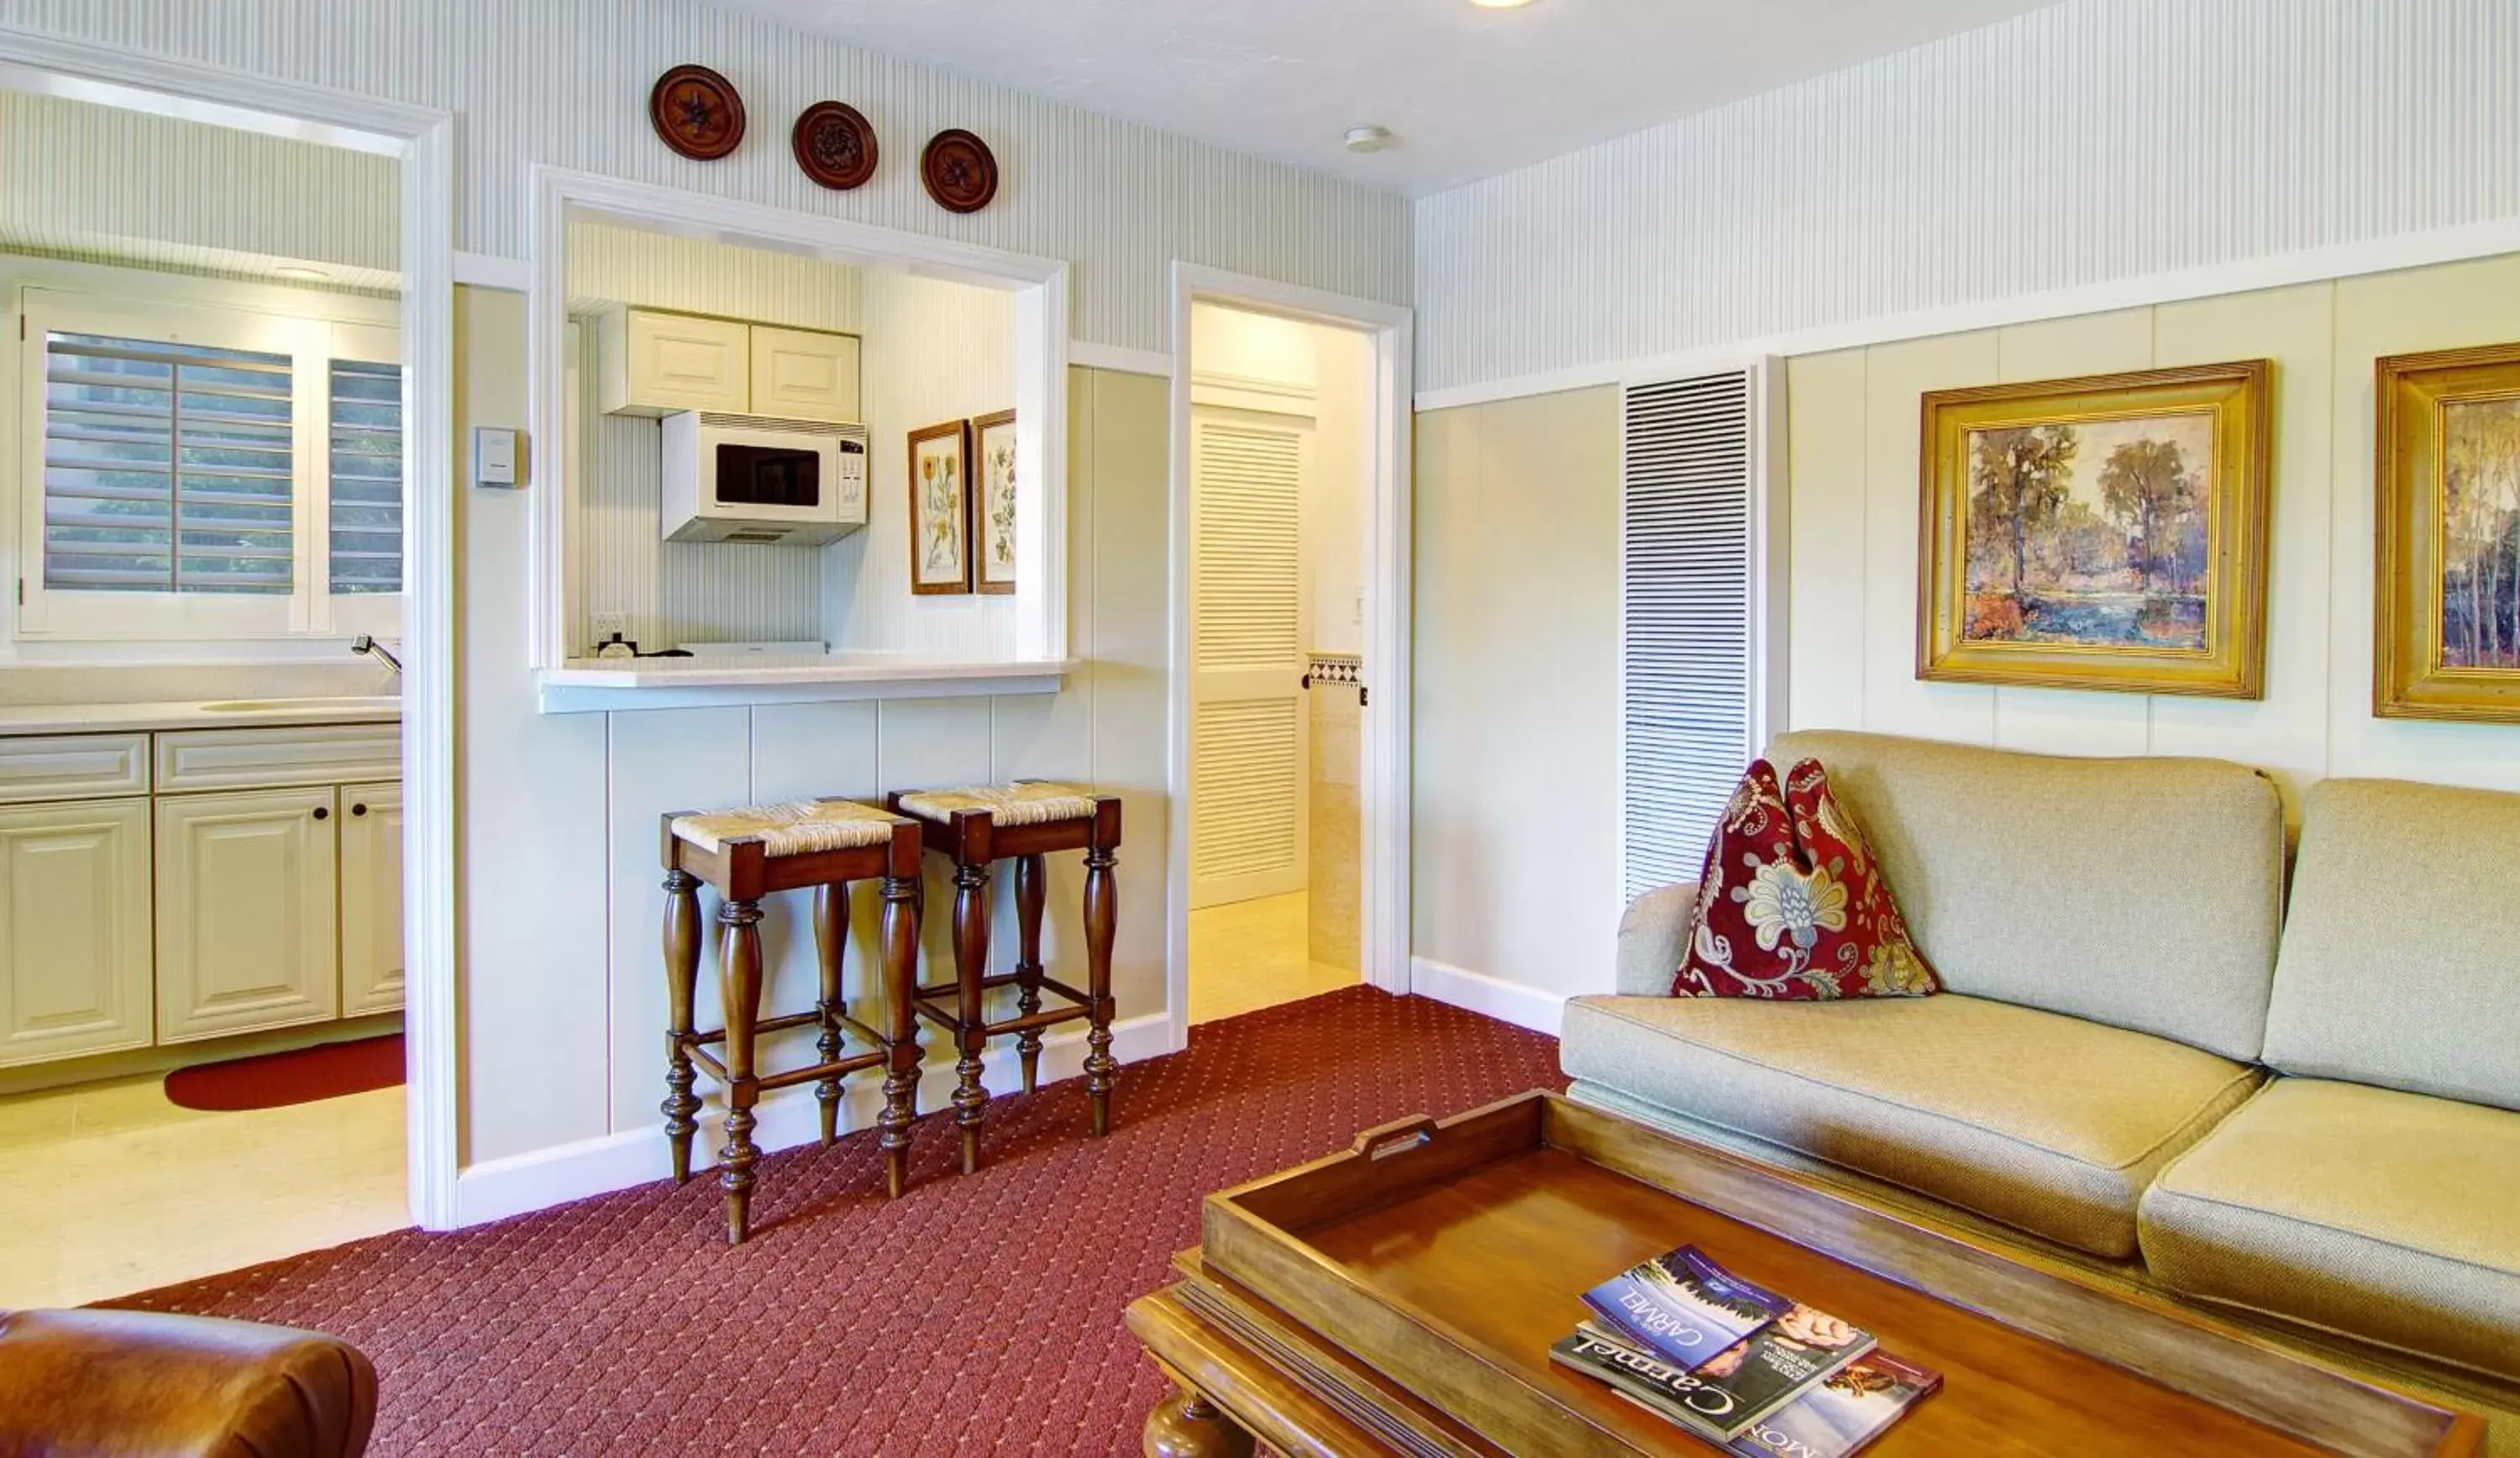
(473, 427), (522, 488)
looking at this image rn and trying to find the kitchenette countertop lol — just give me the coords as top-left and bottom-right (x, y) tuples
(0, 696), (402, 736)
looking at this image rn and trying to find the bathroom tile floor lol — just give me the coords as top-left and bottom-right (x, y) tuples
(1187, 890), (1360, 1025)
(0, 1073), (408, 1309)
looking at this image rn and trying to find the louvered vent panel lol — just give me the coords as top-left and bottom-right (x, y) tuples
(1193, 422), (1300, 669)
(1189, 699), (1301, 881)
(1623, 370), (1754, 903)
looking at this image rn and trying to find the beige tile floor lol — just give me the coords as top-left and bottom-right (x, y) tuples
(1188, 890), (1361, 1025)
(0, 1073), (409, 1310)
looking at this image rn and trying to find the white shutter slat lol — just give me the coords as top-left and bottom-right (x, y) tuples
(1622, 369), (1759, 905)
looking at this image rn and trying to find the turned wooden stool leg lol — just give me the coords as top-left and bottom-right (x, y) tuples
(660, 868), (704, 1185)
(1084, 829), (1120, 1138)
(812, 879), (849, 1146)
(1144, 1390), (1252, 1458)
(1013, 852), (1047, 1094)
(877, 867), (921, 1198)
(950, 857), (993, 1174)
(717, 897), (767, 1245)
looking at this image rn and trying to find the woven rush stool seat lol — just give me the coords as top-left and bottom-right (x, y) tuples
(888, 780), (1121, 1173)
(660, 795), (924, 1244)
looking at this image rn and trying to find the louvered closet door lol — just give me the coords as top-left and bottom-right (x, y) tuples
(1190, 410), (1310, 910)
(1622, 369), (1771, 903)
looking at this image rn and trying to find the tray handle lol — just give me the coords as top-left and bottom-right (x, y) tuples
(1351, 1114), (1439, 1161)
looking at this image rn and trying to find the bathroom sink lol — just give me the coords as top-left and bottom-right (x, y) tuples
(198, 696), (402, 714)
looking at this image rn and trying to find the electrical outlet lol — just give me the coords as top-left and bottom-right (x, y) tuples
(590, 611), (627, 642)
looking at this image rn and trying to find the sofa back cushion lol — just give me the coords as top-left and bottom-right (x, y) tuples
(1767, 731), (2285, 1061)
(2262, 778), (2520, 1111)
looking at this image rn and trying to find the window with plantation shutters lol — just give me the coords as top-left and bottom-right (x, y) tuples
(328, 359), (403, 595)
(41, 333), (296, 595)
(15, 282), (402, 642)
(1620, 364), (1785, 904)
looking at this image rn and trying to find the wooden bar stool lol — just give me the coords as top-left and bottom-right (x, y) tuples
(659, 797), (923, 1244)
(885, 781), (1121, 1174)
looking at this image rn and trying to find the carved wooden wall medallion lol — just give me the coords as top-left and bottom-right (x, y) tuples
(920, 128), (999, 213)
(792, 101), (878, 190)
(649, 65), (747, 160)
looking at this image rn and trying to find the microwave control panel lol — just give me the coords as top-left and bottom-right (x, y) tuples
(832, 435), (868, 518)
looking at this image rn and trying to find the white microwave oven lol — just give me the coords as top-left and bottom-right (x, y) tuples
(661, 412), (869, 546)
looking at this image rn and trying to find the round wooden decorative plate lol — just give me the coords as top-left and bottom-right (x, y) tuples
(648, 65), (746, 161)
(921, 128), (999, 213)
(791, 101), (878, 191)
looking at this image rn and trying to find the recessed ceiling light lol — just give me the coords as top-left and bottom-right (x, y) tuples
(1343, 125), (1394, 154)
(274, 265), (331, 281)
(1469, 0), (1536, 8)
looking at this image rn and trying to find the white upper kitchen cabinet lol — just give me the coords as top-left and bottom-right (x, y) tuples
(748, 324), (861, 422)
(598, 307), (752, 417)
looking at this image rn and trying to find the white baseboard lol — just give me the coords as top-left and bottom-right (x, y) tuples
(450, 1011), (1180, 1228)
(1409, 956), (1568, 1036)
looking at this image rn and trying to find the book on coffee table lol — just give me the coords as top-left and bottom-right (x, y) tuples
(1552, 1305), (1877, 1442)
(1579, 1243), (1789, 1369)
(1725, 1351), (1942, 1458)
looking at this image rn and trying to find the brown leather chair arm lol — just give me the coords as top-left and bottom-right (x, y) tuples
(0, 1308), (375, 1458)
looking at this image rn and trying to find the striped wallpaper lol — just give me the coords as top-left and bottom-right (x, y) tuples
(0, 87), (400, 291)
(0, 0), (1411, 355)
(1414, 0), (2520, 391)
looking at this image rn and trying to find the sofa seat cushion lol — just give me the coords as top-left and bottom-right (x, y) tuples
(1559, 992), (2260, 1258)
(2139, 1078), (2520, 1382)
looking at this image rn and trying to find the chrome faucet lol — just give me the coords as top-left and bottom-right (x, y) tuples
(350, 635), (403, 679)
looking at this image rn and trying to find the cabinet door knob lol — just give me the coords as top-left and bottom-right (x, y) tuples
(312, 805), (330, 821)
(351, 803), (368, 817)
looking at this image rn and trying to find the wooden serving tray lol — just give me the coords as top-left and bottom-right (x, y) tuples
(1198, 1091), (2481, 1457)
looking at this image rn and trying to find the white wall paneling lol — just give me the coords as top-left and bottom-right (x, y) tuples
(1415, 0), (2520, 394)
(1786, 254), (2520, 824)
(0, 0), (1408, 358)
(569, 221), (862, 334)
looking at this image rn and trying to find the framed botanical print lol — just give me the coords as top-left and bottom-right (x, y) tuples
(970, 408), (1017, 595)
(907, 419), (971, 595)
(1916, 360), (2272, 699)
(2376, 342), (2520, 721)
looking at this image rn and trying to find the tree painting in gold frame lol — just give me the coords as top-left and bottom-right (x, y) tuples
(2376, 343), (2520, 721)
(1916, 360), (2271, 698)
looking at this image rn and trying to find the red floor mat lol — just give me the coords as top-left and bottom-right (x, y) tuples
(164, 1034), (406, 1112)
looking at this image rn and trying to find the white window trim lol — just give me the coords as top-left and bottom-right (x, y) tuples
(4, 256), (401, 650)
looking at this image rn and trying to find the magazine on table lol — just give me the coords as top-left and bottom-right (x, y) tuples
(1552, 1305), (1876, 1440)
(1724, 1351), (1943, 1458)
(1578, 1244), (1789, 1369)
(1561, 1243), (1936, 1454)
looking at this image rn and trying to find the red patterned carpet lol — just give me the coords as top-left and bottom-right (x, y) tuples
(110, 987), (1562, 1455)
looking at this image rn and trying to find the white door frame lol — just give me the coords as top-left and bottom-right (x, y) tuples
(1166, 264), (1413, 1049)
(0, 27), (462, 1229)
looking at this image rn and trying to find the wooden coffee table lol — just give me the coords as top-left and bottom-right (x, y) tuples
(1126, 1091), (2481, 1457)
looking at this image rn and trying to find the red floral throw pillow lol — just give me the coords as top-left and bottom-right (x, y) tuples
(1672, 758), (1940, 999)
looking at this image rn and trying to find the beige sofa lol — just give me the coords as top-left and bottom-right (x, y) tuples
(1562, 730), (2520, 1441)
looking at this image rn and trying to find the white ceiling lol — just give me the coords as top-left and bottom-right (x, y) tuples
(725, 0), (2055, 196)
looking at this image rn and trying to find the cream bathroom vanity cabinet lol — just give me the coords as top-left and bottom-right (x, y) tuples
(0, 719), (401, 1069)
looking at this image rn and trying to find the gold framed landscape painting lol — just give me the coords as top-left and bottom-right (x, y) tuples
(1916, 360), (2272, 698)
(2376, 343), (2520, 721)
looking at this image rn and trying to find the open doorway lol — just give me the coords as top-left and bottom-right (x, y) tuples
(1167, 270), (1412, 1037)
(0, 38), (454, 1303)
